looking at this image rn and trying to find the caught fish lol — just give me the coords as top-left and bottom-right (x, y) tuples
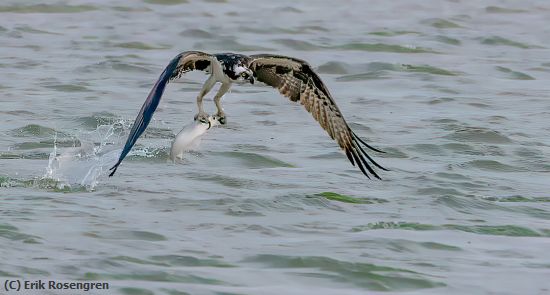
(170, 116), (220, 161)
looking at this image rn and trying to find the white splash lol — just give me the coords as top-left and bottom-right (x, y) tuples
(43, 116), (219, 190)
(170, 116), (220, 161)
(44, 122), (126, 190)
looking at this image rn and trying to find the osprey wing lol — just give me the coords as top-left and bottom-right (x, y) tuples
(248, 54), (387, 179)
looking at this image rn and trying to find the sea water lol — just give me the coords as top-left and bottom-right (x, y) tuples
(1, 0), (549, 294)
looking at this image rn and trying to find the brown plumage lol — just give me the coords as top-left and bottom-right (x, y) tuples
(248, 54), (388, 179)
(169, 51), (214, 81)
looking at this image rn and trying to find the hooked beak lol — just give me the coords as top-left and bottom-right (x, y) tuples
(248, 76), (254, 84)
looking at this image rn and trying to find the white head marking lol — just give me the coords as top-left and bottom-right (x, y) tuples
(234, 65), (248, 75)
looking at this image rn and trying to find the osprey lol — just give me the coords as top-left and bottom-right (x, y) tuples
(109, 51), (388, 178)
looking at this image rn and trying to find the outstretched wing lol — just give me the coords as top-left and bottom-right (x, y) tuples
(109, 51), (215, 176)
(248, 54), (387, 179)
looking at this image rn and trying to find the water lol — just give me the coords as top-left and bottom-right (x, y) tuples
(1, 0), (550, 294)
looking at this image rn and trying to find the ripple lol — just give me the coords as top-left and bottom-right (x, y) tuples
(335, 43), (437, 53)
(229, 143), (271, 152)
(0, 175), (15, 187)
(244, 254), (444, 291)
(336, 72), (388, 81)
(408, 144), (448, 156)
(273, 39), (320, 50)
(483, 196), (550, 203)
(276, 6), (303, 13)
(485, 6), (527, 13)
(434, 35), (461, 45)
(444, 127), (512, 144)
(435, 195), (513, 215)
(421, 18), (462, 29)
(462, 160), (520, 172)
(419, 242), (461, 251)
(76, 112), (122, 129)
(84, 271), (224, 284)
(427, 97), (454, 104)
(119, 288), (154, 295)
(444, 225), (545, 237)
(10, 124), (69, 138)
(401, 64), (458, 76)
(352, 221), (546, 237)
(417, 187), (464, 196)
(14, 25), (61, 35)
(0, 176), (89, 192)
(336, 62), (457, 80)
(143, 0), (188, 4)
(212, 151), (294, 169)
(296, 25), (329, 32)
(186, 173), (265, 189)
(316, 61), (351, 74)
(80, 60), (152, 74)
(225, 204), (265, 217)
(441, 143), (474, 155)
(44, 84), (92, 92)
(112, 255), (233, 267)
(369, 30), (420, 37)
(111, 6), (152, 12)
(435, 172), (470, 181)
(481, 36), (536, 49)
(114, 42), (171, 50)
(466, 102), (491, 108)
(241, 25), (327, 35)
(179, 29), (216, 38)
(316, 192), (388, 204)
(86, 230), (167, 241)
(0, 4), (97, 13)
(495, 66), (535, 80)
(150, 255), (233, 267)
(12, 139), (80, 150)
(0, 223), (41, 243)
(194, 39), (272, 51)
(0, 152), (52, 160)
(512, 147), (550, 171)
(19, 267), (50, 276)
(111, 256), (167, 266)
(352, 222), (436, 232)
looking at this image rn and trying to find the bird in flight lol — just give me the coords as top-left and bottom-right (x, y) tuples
(109, 51), (387, 178)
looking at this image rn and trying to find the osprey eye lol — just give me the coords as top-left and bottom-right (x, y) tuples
(241, 72), (247, 77)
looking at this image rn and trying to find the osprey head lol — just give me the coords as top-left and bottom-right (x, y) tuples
(232, 65), (255, 84)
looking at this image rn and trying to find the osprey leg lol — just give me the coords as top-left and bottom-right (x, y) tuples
(213, 82), (231, 124)
(195, 75), (216, 122)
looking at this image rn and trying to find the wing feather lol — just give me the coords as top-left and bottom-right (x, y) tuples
(109, 51), (215, 176)
(248, 54), (386, 179)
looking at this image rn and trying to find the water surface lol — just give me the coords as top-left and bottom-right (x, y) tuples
(1, 0), (549, 294)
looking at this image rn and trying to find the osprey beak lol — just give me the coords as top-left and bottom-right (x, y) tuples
(248, 76), (255, 84)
